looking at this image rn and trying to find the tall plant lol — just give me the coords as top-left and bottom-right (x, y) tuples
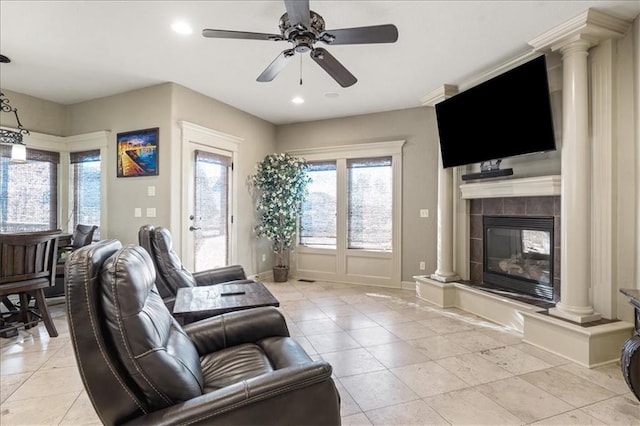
(252, 153), (311, 268)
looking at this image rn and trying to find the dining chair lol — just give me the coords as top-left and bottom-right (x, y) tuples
(0, 230), (60, 337)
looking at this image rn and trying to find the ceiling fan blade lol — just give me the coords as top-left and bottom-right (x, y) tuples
(257, 49), (296, 82)
(284, 0), (310, 29)
(320, 24), (398, 45)
(202, 29), (282, 41)
(310, 48), (357, 88)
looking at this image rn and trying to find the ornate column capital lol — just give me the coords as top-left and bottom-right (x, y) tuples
(528, 8), (631, 53)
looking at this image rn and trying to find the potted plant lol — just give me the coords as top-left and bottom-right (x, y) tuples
(251, 153), (310, 282)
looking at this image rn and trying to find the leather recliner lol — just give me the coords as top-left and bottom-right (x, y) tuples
(138, 224), (254, 311)
(65, 240), (341, 425)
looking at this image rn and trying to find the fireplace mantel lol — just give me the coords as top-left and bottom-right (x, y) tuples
(460, 175), (561, 199)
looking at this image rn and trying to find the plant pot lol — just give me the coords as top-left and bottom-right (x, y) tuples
(273, 266), (289, 282)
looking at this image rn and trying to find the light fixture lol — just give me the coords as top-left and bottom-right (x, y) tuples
(0, 91), (30, 163)
(291, 96), (305, 104)
(171, 21), (193, 35)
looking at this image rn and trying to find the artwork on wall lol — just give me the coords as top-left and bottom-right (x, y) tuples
(116, 127), (159, 177)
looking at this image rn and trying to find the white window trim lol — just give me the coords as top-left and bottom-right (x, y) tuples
(288, 140), (405, 286)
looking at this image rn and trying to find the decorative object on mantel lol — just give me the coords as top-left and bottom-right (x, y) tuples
(619, 288), (640, 402)
(116, 127), (159, 177)
(250, 153), (310, 282)
(0, 90), (30, 163)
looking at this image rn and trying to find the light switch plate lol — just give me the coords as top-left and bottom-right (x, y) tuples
(134, 208), (142, 218)
(146, 207), (156, 218)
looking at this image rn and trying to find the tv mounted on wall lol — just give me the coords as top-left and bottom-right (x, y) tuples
(435, 55), (556, 172)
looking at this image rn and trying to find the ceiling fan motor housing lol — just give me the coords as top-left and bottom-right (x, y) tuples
(279, 10), (325, 47)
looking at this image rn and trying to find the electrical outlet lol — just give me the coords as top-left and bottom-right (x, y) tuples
(420, 209), (429, 218)
(419, 261), (426, 270)
(146, 207), (156, 218)
(261, 254), (266, 262)
(147, 186), (156, 197)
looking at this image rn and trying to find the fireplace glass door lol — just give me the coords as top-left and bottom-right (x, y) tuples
(483, 216), (554, 300)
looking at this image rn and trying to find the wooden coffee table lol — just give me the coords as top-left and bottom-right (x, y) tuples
(173, 282), (279, 324)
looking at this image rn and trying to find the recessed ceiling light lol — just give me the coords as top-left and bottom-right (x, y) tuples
(291, 96), (305, 104)
(324, 92), (339, 98)
(171, 22), (193, 35)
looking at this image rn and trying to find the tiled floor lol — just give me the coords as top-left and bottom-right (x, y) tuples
(1, 280), (639, 425)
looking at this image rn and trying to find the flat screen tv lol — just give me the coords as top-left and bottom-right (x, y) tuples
(435, 55), (556, 169)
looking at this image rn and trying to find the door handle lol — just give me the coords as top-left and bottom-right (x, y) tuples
(189, 226), (201, 231)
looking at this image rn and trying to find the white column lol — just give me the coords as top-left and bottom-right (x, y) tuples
(548, 39), (601, 323)
(431, 155), (460, 282)
(421, 85), (460, 283)
(528, 9), (631, 323)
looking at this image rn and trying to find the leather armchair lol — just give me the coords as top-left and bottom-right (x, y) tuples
(138, 224), (254, 311)
(66, 240), (341, 425)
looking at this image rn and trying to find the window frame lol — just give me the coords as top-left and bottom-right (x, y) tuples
(70, 149), (102, 239)
(289, 140), (404, 286)
(0, 146), (60, 232)
(64, 132), (109, 236)
(299, 160), (338, 248)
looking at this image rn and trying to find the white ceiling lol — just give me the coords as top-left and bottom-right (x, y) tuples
(1, 1), (638, 125)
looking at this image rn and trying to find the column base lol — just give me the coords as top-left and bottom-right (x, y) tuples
(430, 273), (460, 283)
(548, 306), (602, 324)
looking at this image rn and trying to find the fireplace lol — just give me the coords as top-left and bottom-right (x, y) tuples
(483, 216), (555, 300)
(469, 196), (561, 302)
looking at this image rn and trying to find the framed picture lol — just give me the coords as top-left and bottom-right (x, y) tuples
(116, 127), (159, 177)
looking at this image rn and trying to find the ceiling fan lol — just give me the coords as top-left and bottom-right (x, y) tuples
(202, 0), (398, 88)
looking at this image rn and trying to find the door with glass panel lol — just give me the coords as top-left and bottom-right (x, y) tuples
(185, 145), (232, 272)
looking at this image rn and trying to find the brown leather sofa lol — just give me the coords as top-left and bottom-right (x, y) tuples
(65, 240), (341, 425)
(138, 224), (255, 311)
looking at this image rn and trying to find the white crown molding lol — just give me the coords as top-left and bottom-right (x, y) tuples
(459, 175), (561, 199)
(529, 8), (632, 52)
(420, 84), (458, 107)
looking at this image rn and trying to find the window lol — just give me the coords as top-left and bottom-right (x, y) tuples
(292, 140), (403, 286)
(193, 150), (231, 270)
(70, 150), (101, 239)
(300, 156), (394, 251)
(347, 157), (393, 250)
(300, 161), (337, 248)
(0, 146), (59, 232)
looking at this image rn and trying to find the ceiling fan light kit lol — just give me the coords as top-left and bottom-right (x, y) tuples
(202, 0), (398, 88)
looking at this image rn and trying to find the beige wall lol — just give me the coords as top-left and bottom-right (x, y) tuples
(64, 83), (278, 275)
(65, 84), (173, 245)
(0, 89), (66, 136)
(276, 107), (438, 283)
(3, 83), (277, 278)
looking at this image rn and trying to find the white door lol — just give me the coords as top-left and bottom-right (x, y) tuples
(184, 143), (233, 272)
